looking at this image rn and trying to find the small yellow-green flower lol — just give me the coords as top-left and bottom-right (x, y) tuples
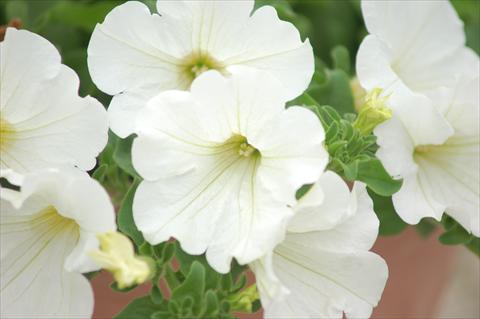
(353, 88), (392, 135)
(90, 232), (153, 289)
(227, 284), (260, 313)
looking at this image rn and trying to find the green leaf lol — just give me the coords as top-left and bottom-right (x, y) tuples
(251, 299), (262, 313)
(163, 243), (176, 262)
(220, 274), (233, 292)
(309, 69), (355, 114)
(171, 261), (206, 306)
(139, 242), (153, 256)
(113, 134), (139, 178)
(203, 290), (220, 317)
(92, 164), (108, 182)
(368, 189), (408, 236)
(415, 218), (437, 238)
(150, 285), (164, 305)
(117, 179), (144, 245)
(150, 311), (172, 319)
(355, 159), (403, 196)
(287, 92), (320, 108)
(331, 45), (351, 74)
(115, 296), (159, 319)
(49, 1), (122, 32)
(439, 223), (472, 245)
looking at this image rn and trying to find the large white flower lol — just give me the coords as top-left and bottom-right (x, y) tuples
(356, 0), (480, 235)
(376, 76), (479, 236)
(356, 0), (478, 146)
(251, 172), (388, 318)
(0, 28), (108, 173)
(0, 169), (116, 318)
(87, 0), (313, 138)
(132, 68), (328, 273)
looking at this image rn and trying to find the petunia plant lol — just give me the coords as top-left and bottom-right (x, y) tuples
(0, 0), (478, 318)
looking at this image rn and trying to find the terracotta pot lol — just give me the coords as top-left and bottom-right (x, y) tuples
(92, 227), (457, 318)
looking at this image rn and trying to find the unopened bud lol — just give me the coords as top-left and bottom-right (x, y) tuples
(227, 284), (260, 313)
(353, 88), (392, 135)
(89, 232), (154, 288)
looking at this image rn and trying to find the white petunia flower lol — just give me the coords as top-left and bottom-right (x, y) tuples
(0, 169), (116, 318)
(376, 76), (479, 236)
(87, 0), (314, 138)
(0, 28), (108, 173)
(356, 0), (480, 235)
(356, 0), (478, 147)
(251, 172), (388, 319)
(131, 68), (328, 273)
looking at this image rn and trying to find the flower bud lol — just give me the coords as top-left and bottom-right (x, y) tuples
(227, 284), (260, 313)
(353, 88), (392, 135)
(89, 232), (154, 288)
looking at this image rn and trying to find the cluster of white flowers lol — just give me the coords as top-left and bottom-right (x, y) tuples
(357, 0), (480, 236)
(0, 0), (477, 318)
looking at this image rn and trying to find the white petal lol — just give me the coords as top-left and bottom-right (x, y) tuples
(289, 171), (352, 232)
(356, 35), (397, 92)
(108, 89), (154, 138)
(249, 252), (289, 309)
(191, 68), (290, 140)
(252, 183), (387, 318)
(64, 231), (101, 273)
(225, 5), (314, 100)
(255, 106), (328, 205)
(374, 116), (417, 178)
(18, 169), (116, 233)
(0, 28), (60, 113)
(0, 205), (93, 318)
(443, 76), (480, 136)
(357, 36), (454, 147)
(1, 63), (108, 172)
(133, 158), (293, 273)
(257, 237), (387, 318)
(415, 138), (479, 235)
(133, 90), (225, 181)
(87, 1), (185, 96)
(287, 183), (380, 253)
(361, 0), (469, 92)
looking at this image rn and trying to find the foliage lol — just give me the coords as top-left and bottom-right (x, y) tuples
(115, 241), (254, 319)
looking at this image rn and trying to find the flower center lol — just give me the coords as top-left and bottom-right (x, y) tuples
(238, 142), (257, 157)
(178, 52), (226, 89)
(223, 134), (259, 158)
(0, 118), (15, 151)
(39, 205), (78, 230)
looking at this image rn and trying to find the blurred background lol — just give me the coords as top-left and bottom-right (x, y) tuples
(1, 0), (479, 318)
